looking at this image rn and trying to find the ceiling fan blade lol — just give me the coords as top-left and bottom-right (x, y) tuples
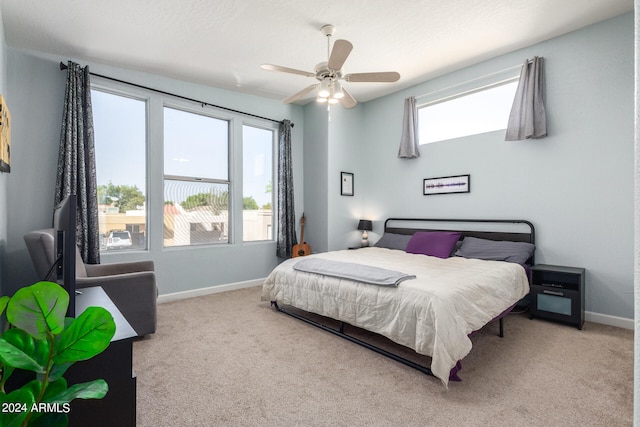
(328, 39), (353, 70)
(343, 71), (401, 83)
(260, 64), (315, 78)
(339, 87), (357, 109)
(283, 84), (318, 104)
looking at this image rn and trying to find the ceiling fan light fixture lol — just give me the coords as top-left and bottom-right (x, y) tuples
(262, 24), (399, 109)
(318, 79), (330, 98)
(332, 81), (344, 99)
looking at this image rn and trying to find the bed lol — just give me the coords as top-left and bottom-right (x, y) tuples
(262, 218), (535, 386)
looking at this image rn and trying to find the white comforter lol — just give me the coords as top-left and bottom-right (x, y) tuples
(261, 247), (529, 386)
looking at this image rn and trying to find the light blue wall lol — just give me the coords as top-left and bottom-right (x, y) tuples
(3, 49), (305, 296)
(355, 13), (633, 319)
(301, 102), (329, 251)
(301, 102), (366, 252)
(326, 105), (366, 250)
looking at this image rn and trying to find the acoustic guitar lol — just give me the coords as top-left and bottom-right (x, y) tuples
(292, 214), (311, 257)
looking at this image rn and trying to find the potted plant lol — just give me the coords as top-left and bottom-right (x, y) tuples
(0, 281), (116, 426)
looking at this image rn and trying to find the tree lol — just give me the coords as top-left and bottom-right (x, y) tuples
(181, 190), (228, 213)
(98, 182), (145, 213)
(182, 193), (212, 210)
(243, 197), (259, 210)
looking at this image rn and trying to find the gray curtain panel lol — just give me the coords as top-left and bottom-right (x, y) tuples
(276, 120), (297, 259)
(397, 96), (420, 158)
(56, 61), (101, 264)
(505, 56), (547, 141)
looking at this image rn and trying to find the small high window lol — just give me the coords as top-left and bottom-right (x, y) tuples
(418, 80), (518, 144)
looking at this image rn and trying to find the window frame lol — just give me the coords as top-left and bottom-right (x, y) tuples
(241, 122), (277, 243)
(90, 80), (151, 252)
(162, 101), (233, 248)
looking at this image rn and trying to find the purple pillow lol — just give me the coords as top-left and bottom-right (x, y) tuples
(406, 231), (462, 258)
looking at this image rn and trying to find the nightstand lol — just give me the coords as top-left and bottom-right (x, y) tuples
(530, 264), (585, 330)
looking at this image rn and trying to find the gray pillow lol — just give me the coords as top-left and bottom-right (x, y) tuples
(374, 233), (412, 251)
(454, 236), (534, 264)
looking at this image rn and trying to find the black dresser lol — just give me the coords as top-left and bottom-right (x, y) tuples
(68, 286), (138, 426)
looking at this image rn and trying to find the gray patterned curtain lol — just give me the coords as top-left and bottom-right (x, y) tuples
(505, 56), (547, 141)
(55, 61), (100, 264)
(276, 120), (297, 259)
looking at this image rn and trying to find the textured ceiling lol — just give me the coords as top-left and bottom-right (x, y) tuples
(0, 0), (634, 105)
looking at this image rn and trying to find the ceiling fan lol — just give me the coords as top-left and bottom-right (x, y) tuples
(260, 24), (400, 109)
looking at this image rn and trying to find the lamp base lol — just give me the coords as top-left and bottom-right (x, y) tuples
(360, 230), (369, 247)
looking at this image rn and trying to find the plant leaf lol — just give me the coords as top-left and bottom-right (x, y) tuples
(6, 282), (68, 340)
(0, 296), (9, 317)
(54, 307), (115, 363)
(0, 386), (35, 427)
(41, 377), (67, 401)
(0, 363), (16, 385)
(43, 361), (73, 383)
(0, 339), (46, 373)
(2, 328), (50, 367)
(46, 378), (108, 402)
(11, 380), (70, 427)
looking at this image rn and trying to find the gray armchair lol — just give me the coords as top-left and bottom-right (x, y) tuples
(24, 229), (157, 336)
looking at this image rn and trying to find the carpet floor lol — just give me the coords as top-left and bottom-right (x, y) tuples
(133, 286), (633, 426)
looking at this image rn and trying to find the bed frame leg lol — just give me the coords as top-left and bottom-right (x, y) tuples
(499, 317), (504, 338)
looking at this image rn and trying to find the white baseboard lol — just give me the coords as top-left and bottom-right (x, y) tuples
(585, 311), (633, 330)
(157, 278), (264, 304)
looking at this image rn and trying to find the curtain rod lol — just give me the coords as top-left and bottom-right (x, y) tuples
(59, 61), (293, 127)
(414, 57), (542, 102)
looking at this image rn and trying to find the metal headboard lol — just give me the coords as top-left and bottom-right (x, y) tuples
(384, 218), (535, 245)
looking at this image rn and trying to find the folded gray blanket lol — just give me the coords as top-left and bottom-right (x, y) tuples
(293, 258), (416, 287)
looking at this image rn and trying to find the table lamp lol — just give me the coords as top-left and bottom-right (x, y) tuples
(357, 219), (373, 247)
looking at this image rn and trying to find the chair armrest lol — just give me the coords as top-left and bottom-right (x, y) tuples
(84, 260), (154, 277)
(77, 271), (157, 336)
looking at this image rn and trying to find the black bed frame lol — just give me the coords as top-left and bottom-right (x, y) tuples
(271, 218), (535, 380)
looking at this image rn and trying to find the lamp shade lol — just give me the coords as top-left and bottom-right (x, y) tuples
(357, 219), (373, 231)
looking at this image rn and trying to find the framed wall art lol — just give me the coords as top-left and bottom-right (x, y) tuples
(423, 174), (470, 195)
(0, 95), (10, 173)
(341, 172), (354, 196)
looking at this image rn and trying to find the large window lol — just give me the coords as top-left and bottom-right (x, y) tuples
(418, 80), (518, 144)
(93, 81), (277, 251)
(242, 125), (274, 241)
(92, 89), (147, 252)
(163, 106), (230, 247)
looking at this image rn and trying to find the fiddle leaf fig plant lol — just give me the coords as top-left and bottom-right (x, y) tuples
(0, 281), (116, 427)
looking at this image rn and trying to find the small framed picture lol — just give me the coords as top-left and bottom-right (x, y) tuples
(341, 172), (354, 196)
(423, 174), (470, 195)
